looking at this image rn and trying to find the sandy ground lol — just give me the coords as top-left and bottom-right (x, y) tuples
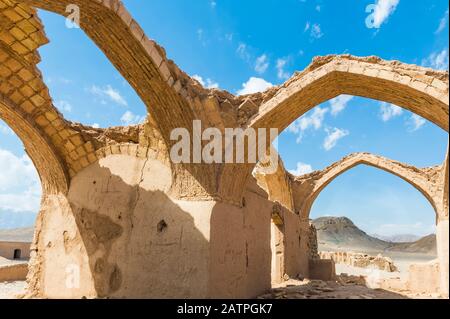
(259, 277), (408, 299)
(0, 252), (440, 299)
(0, 256), (27, 267)
(335, 252), (436, 283)
(0, 257), (29, 299)
(0, 256), (27, 266)
(258, 252), (442, 300)
(0, 281), (27, 299)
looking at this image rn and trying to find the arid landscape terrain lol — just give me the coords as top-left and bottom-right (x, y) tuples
(0, 218), (442, 299)
(313, 217), (436, 253)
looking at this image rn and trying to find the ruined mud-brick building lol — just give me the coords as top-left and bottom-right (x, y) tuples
(0, 0), (448, 298)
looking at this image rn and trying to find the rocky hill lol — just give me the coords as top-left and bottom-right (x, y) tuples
(387, 234), (437, 255)
(312, 217), (436, 255)
(371, 233), (420, 243)
(0, 227), (34, 242)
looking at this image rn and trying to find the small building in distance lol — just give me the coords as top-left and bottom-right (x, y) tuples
(0, 227), (33, 261)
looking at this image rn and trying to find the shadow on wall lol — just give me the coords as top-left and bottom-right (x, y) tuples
(35, 155), (212, 298)
(33, 154), (274, 299)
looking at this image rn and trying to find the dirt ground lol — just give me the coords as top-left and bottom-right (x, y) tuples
(0, 276), (442, 299)
(0, 254), (442, 299)
(0, 281), (27, 299)
(258, 273), (442, 299)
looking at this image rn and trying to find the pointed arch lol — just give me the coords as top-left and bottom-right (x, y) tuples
(291, 152), (441, 219)
(220, 56), (449, 204)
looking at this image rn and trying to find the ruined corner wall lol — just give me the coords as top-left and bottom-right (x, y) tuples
(29, 152), (310, 299)
(0, 241), (30, 259)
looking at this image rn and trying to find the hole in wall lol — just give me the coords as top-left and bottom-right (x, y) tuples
(157, 220), (168, 233)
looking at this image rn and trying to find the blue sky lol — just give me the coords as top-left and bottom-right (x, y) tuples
(0, 0), (448, 236)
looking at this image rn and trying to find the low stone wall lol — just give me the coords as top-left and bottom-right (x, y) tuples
(0, 263), (28, 282)
(0, 241), (31, 260)
(308, 259), (336, 281)
(407, 260), (440, 294)
(319, 251), (398, 272)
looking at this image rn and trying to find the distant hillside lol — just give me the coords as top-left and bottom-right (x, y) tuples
(0, 227), (34, 242)
(313, 217), (389, 252)
(371, 233), (420, 243)
(312, 217), (436, 255)
(387, 234), (437, 255)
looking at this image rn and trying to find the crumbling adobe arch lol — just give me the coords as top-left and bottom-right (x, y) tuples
(290, 152), (449, 296)
(290, 152), (442, 220)
(0, 94), (68, 194)
(250, 55), (449, 131)
(19, 0), (192, 137)
(18, 0), (231, 198)
(219, 56), (449, 204)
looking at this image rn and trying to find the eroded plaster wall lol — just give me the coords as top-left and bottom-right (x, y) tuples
(28, 153), (310, 298)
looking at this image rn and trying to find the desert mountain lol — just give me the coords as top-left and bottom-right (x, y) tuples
(0, 227), (34, 242)
(387, 234), (437, 255)
(312, 217), (436, 255)
(371, 233), (420, 243)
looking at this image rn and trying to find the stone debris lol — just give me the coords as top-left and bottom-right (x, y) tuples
(319, 251), (398, 272)
(258, 277), (408, 299)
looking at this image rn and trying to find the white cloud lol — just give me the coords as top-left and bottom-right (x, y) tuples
(236, 77), (273, 95)
(422, 49), (449, 71)
(288, 107), (328, 143)
(323, 127), (349, 151)
(0, 148), (41, 213)
(379, 102), (403, 122)
(54, 100), (72, 113)
(435, 9), (449, 34)
(276, 58), (290, 80)
(371, 0), (400, 28)
(192, 75), (219, 89)
(90, 85), (128, 106)
(329, 95), (353, 116)
(310, 23), (323, 39)
(255, 54), (269, 74)
(289, 162), (313, 176)
(120, 111), (145, 126)
(304, 21), (310, 32)
(237, 43), (250, 62)
(92, 123), (100, 129)
(408, 114), (426, 131)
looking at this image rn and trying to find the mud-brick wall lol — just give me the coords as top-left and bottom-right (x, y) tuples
(0, 241), (31, 260)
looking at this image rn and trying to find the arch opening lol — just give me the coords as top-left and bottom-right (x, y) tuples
(0, 118), (44, 287)
(309, 165), (439, 292)
(255, 93), (448, 296)
(36, 9), (148, 129)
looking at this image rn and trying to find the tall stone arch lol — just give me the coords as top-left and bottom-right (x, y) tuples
(289, 152), (448, 296)
(0, 95), (68, 194)
(219, 55), (449, 205)
(291, 152), (441, 219)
